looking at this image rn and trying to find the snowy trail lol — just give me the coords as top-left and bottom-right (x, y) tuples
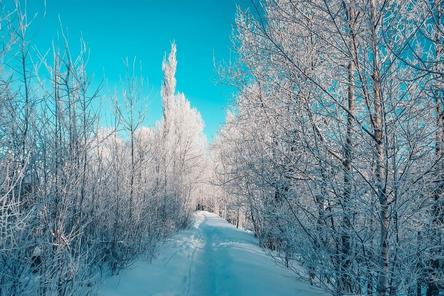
(98, 211), (327, 296)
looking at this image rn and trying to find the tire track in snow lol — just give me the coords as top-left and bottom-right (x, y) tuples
(185, 218), (205, 296)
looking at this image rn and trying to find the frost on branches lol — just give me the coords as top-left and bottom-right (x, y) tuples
(209, 1), (444, 295)
(0, 5), (207, 292)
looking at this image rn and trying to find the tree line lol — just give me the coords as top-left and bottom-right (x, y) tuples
(210, 0), (443, 295)
(0, 2), (207, 294)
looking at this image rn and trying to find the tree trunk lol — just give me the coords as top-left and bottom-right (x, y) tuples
(368, 1), (389, 295)
(340, 1), (356, 293)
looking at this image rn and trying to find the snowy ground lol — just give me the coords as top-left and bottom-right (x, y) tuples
(97, 211), (328, 296)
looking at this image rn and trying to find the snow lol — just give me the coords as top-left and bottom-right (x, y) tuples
(97, 211), (328, 296)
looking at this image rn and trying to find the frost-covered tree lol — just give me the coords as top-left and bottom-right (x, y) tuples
(211, 1), (443, 295)
(0, 3), (208, 295)
(157, 43), (208, 228)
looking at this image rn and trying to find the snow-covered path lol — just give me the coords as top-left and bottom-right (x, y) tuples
(98, 211), (327, 296)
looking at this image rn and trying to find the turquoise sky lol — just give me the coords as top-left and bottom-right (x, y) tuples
(27, 0), (249, 141)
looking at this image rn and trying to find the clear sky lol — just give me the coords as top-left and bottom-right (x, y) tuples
(27, 0), (249, 141)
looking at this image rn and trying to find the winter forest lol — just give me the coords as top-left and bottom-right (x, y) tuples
(0, 0), (443, 295)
